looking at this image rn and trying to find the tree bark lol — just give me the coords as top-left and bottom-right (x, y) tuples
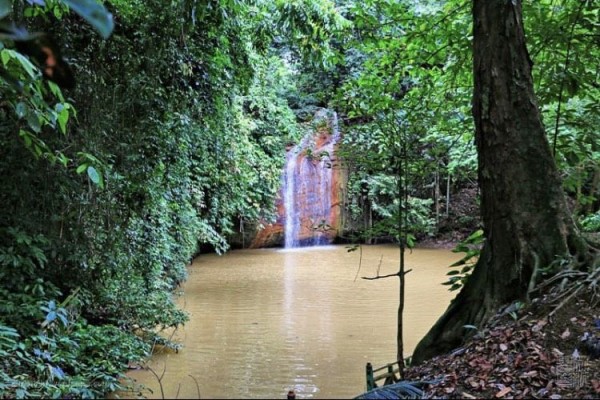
(411, 0), (583, 364)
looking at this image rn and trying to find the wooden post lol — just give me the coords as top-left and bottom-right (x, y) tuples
(366, 362), (376, 391)
(384, 363), (397, 385)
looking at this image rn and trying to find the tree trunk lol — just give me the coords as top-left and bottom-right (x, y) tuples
(411, 0), (583, 364)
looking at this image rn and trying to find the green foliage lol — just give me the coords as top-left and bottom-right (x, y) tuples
(337, 105), (437, 244)
(319, 0), (598, 247)
(0, 325), (19, 351)
(62, 0), (114, 38)
(529, 1), (600, 214)
(337, 0), (476, 193)
(323, 0), (475, 244)
(0, 318), (149, 398)
(543, 97), (600, 215)
(272, 0), (350, 68)
(443, 229), (484, 292)
(1, 0), (307, 396)
(0, 45), (74, 164)
(1, 0), (598, 396)
(581, 212), (600, 233)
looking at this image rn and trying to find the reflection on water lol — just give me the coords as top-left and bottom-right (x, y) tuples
(123, 245), (459, 399)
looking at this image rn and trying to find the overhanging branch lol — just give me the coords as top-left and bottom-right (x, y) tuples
(362, 269), (412, 280)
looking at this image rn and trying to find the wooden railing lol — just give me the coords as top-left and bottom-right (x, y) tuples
(365, 361), (401, 391)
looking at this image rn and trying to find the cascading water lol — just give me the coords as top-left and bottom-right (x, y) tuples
(283, 110), (341, 248)
(283, 149), (300, 247)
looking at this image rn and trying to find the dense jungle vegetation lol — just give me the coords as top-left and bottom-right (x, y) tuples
(0, 0), (598, 397)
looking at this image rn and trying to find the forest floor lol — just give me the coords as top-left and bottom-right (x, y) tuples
(403, 282), (600, 399)
(402, 186), (600, 398)
(418, 184), (481, 249)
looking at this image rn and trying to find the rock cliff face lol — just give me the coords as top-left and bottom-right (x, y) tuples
(250, 110), (346, 248)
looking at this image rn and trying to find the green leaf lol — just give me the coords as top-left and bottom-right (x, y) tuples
(48, 81), (65, 102)
(466, 229), (484, 242)
(1, 49), (11, 66)
(87, 165), (101, 185)
(76, 163), (88, 174)
(0, 325), (19, 337)
(15, 102), (27, 118)
(56, 103), (69, 134)
(26, 111), (41, 133)
(53, 4), (63, 19)
(449, 283), (461, 291)
(465, 249), (479, 258)
(58, 153), (69, 167)
(452, 244), (469, 253)
(5, 49), (38, 78)
(19, 129), (32, 147)
(449, 259), (466, 267)
(62, 0), (114, 39)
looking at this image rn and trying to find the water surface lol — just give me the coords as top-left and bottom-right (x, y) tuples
(125, 245), (459, 399)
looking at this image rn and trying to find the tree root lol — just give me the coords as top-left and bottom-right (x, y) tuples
(548, 283), (583, 319)
(543, 254), (600, 318)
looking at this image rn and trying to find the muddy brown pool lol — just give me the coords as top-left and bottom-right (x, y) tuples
(124, 244), (459, 399)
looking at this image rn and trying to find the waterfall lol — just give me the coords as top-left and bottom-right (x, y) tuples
(284, 111), (341, 248)
(283, 148), (299, 248)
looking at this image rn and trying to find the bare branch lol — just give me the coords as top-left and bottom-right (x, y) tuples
(376, 255), (384, 276)
(188, 374), (202, 399)
(353, 245), (364, 282)
(362, 269), (412, 280)
(362, 272), (398, 280)
(146, 363), (166, 399)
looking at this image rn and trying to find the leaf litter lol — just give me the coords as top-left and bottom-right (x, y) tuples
(404, 289), (600, 399)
